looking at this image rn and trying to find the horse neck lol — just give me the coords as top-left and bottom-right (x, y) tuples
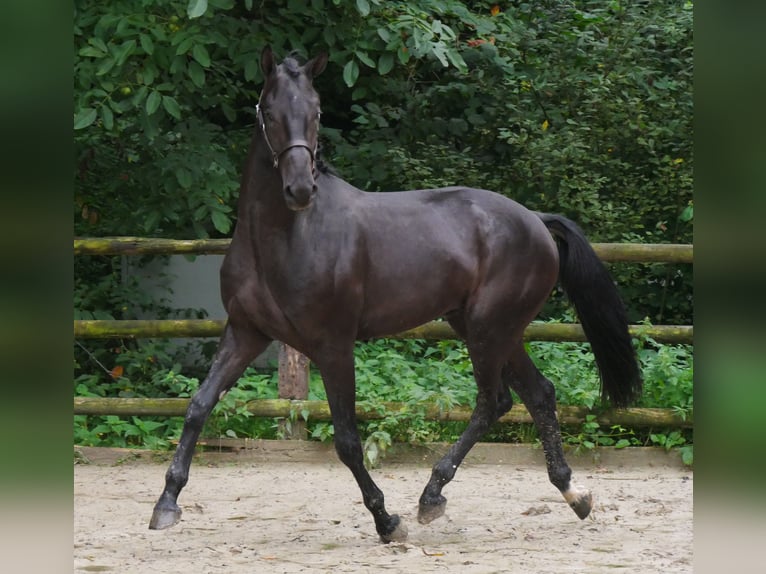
(238, 129), (291, 219)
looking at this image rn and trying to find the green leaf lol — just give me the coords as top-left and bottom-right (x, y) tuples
(192, 44), (211, 67)
(343, 59), (359, 87)
(187, 0), (208, 19)
(74, 108), (97, 130)
(162, 95), (182, 119)
(145, 91), (162, 115)
(356, 0), (370, 17)
(79, 46), (106, 58)
(143, 211), (161, 233)
(100, 106), (114, 130)
(221, 102), (236, 122)
(680, 446), (693, 466)
(432, 46), (449, 67)
(211, 210), (231, 233)
(356, 50), (375, 68)
(188, 61), (206, 87)
(89, 37), (108, 54)
(176, 37), (194, 56)
(446, 49), (467, 73)
(244, 59), (259, 82)
(377, 52), (394, 75)
(175, 167), (193, 189)
(95, 57), (116, 76)
(139, 34), (154, 55)
(115, 39), (136, 66)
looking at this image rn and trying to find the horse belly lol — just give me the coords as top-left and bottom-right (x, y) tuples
(357, 250), (471, 338)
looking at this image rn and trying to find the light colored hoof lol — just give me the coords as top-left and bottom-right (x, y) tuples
(563, 485), (593, 520)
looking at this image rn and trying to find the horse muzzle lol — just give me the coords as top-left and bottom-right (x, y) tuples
(284, 181), (317, 211)
(279, 146), (318, 211)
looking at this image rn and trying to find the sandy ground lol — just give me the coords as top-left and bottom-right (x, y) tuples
(74, 446), (692, 573)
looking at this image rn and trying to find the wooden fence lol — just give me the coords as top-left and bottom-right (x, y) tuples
(74, 238), (694, 431)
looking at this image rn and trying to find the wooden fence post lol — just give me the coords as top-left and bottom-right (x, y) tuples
(277, 343), (310, 440)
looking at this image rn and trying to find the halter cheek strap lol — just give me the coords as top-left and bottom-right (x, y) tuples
(256, 102), (320, 169)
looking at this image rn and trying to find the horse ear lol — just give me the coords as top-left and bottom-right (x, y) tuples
(307, 51), (328, 79)
(261, 46), (276, 77)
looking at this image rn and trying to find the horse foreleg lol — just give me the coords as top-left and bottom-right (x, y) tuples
(506, 346), (593, 520)
(149, 324), (271, 530)
(317, 352), (408, 543)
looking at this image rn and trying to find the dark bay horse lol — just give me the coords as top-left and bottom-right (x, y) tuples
(150, 47), (642, 543)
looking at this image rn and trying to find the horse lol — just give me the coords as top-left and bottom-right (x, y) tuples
(149, 47), (642, 543)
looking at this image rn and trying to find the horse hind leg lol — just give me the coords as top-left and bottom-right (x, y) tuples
(504, 344), (594, 520)
(417, 335), (506, 525)
(445, 310), (514, 419)
(149, 323), (271, 530)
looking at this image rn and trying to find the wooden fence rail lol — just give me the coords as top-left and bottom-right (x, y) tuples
(74, 238), (694, 429)
(75, 237), (693, 263)
(73, 318), (693, 344)
(73, 397), (692, 429)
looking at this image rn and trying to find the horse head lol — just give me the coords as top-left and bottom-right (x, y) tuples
(257, 46), (328, 211)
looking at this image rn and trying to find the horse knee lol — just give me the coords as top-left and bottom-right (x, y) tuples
(333, 428), (363, 466)
(184, 394), (212, 429)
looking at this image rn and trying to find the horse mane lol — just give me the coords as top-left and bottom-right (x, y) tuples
(315, 142), (337, 176)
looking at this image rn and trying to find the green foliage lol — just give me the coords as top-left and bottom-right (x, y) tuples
(74, 0), (693, 324)
(563, 415), (638, 454)
(73, 2), (693, 463)
(561, 415), (693, 467)
(74, 334), (693, 467)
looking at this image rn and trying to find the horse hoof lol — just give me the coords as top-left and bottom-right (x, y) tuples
(564, 487), (593, 520)
(380, 515), (408, 543)
(417, 498), (447, 524)
(149, 504), (182, 530)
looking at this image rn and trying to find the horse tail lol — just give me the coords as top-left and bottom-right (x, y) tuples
(538, 213), (643, 408)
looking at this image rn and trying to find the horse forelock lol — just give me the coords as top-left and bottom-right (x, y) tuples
(281, 53), (307, 78)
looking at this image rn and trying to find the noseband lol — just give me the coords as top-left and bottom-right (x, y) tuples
(256, 101), (320, 169)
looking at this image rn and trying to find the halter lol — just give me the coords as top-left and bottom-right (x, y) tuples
(256, 100), (320, 169)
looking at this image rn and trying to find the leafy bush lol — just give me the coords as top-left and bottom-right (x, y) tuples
(74, 0), (693, 325)
(73, 1), (693, 464)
